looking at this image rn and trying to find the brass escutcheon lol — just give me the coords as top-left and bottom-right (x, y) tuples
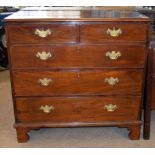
(40, 105), (55, 113)
(34, 28), (52, 38)
(106, 27), (122, 37)
(104, 104), (118, 112)
(38, 78), (52, 86)
(105, 51), (121, 60)
(104, 77), (119, 86)
(36, 51), (52, 60)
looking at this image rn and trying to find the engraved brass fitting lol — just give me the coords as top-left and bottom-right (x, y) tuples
(106, 27), (122, 37)
(36, 51), (52, 60)
(35, 28), (52, 38)
(105, 51), (121, 60)
(104, 104), (118, 112)
(38, 78), (52, 86)
(104, 77), (119, 86)
(40, 105), (55, 113)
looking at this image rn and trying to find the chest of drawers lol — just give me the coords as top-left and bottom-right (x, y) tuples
(4, 8), (151, 142)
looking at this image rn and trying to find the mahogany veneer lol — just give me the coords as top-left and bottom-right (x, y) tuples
(16, 97), (141, 122)
(10, 45), (146, 68)
(7, 24), (77, 44)
(13, 70), (143, 96)
(4, 7), (151, 142)
(80, 23), (148, 43)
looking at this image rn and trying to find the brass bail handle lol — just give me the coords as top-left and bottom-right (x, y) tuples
(38, 78), (53, 86)
(36, 51), (52, 60)
(104, 77), (119, 86)
(40, 105), (55, 114)
(35, 28), (52, 38)
(104, 104), (118, 112)
(105, 51), (121, 60)
(106, 27), (122, 37)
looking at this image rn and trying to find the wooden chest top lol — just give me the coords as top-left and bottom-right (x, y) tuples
(4, 7), (150, 22)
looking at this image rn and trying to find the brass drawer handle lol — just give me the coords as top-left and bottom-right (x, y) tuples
(105, 51), (121, 60)
(104, 104), (118, 112)
(38, 78), (52, 86)
(106, 27), (122, 37)
(36, 51), (52, 60)
(104, 77), (119, 86)
(34, 28), (52, 38)
(40, 105), (54, 113)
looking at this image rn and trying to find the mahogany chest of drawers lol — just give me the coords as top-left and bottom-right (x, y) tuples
(4, 7), (151, 142)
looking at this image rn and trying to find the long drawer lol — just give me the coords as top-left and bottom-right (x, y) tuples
(7, 24), (77, 44)
(80, 23), (148, 43)
(10, 45), (146, 69)
(16, 96), (141, 122)
(13, 70), (143, 96)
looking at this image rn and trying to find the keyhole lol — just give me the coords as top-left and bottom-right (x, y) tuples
(77, 72), (80, 78)
(76, 46), (80, 53)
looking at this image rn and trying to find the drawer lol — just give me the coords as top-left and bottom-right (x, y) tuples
(13, 70), (143, 96)
(10, 45), (146, 69)
(16, 96), (141, 122)
(80, 23), (148, 43)
(7, 24), (77, 44)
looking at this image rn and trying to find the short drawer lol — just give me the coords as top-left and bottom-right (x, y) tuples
(10, 44), (146, 69)
(13, 70), (143, 96)
(7, 24), (77, 44)
(16, 96), (141, 122)
(80, 23), (148, 43)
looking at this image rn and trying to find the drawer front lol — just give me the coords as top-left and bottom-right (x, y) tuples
(16, 96), (141, 122)
(8, 24), (77, 44)
(13, 70), (143, 96)
(80, 23), (147, 43)
(10, 45), (146, 69)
